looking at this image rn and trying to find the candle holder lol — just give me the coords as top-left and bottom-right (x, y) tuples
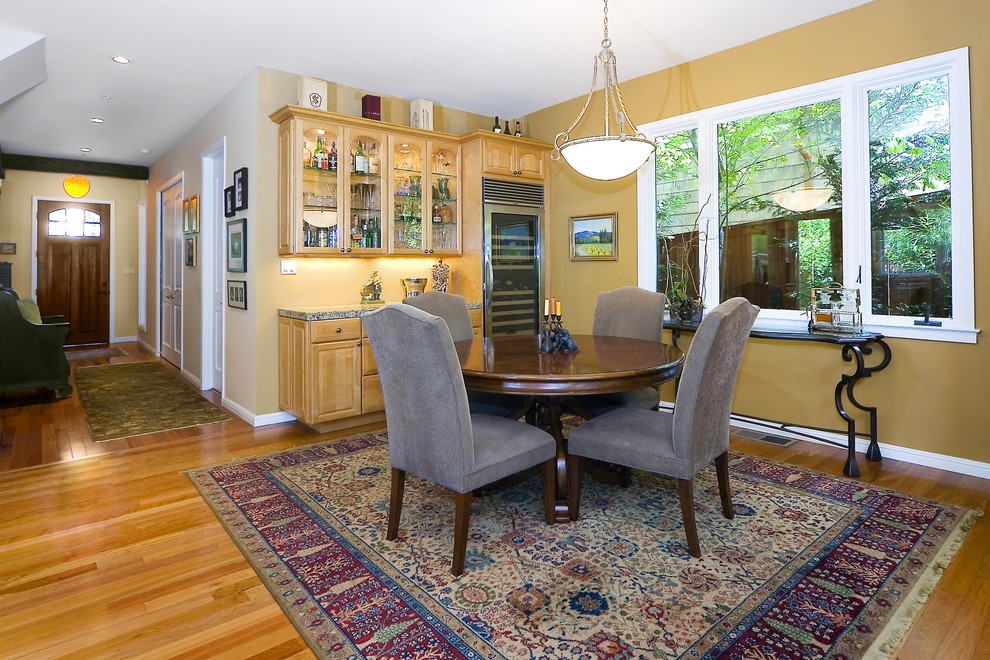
(539, 314), (579, 353)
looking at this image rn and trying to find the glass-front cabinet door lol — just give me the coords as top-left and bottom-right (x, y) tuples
(342, 127), (386, 255)
(389, 135), (426, 254)
(427, 140), (461, 254)
(298, 122), (343, 253)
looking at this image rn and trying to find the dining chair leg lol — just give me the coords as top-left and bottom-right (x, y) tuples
(386, 468), (406, 541)
(452, 491), (472, 576)
(567, 455), (582, 521)
(677, 478), (701, 558)
(541, 458), (556, 524)
(714, 451), (734, 520)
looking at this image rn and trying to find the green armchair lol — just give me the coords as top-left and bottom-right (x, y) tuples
(0, 287), (72, 397)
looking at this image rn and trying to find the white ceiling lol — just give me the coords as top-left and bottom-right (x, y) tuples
(0, 0), (872, 168)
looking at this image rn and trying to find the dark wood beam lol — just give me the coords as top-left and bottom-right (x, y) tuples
(2, 153), (148, 180)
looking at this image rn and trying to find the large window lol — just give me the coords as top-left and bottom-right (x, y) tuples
(638, 48), (974, 342)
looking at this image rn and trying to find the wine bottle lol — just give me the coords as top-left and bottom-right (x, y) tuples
(311, 135), (323, 169)
(514, 121), (522, 137)
(432, 202), (442, 224)
(504, 120), (510, 135)
(304, 140), (315, 169)
(329, 141), (338, 171)
(354, 141), (368, 174)
(492, 116), (502, 133)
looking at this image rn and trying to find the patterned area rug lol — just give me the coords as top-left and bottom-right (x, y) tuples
(65, 346), (127, 360)
(189, 433), (979, 659)
(75, 362), (230, 442)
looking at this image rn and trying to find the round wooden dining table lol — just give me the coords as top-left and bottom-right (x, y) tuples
(454, 334), (685, 522)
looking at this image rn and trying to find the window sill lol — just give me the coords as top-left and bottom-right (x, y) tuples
(748, 316), (979, 344)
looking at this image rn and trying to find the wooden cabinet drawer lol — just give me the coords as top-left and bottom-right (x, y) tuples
(311, 318), (362, 343)
(362, 374), (384, 413)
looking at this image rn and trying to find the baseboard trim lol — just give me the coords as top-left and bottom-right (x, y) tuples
(658, 402), (990, 480)
(220, 396), (296, 428)
(137, 338), (156, 355)
(179, 369), (202, 389)
(111, 335), (137, 343)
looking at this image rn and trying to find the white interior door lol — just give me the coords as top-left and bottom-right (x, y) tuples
(209, 151), (224, 392)
(160, 180), (183, 367)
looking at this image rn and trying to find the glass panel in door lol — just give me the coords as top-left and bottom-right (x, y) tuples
(391, 137), (425, 253)
(487, 208), (541, 336)
(429, 142), (459, 253)
(346, 130), (384, 253)
(301, 124), (341, 250)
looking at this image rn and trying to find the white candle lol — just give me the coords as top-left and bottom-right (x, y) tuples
(544, 299), (549, 316)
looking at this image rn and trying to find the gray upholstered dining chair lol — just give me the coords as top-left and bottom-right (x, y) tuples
(362, 303), (557, 576)
(566, 297), (758, 558)
(575, 286), (667, 416)
(403, 291), (527, 419)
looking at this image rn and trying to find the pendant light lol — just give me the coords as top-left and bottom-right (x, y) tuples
(552, 0), (655, 181)
(770, 145), (834, 213)
(63, 174), (91, 198)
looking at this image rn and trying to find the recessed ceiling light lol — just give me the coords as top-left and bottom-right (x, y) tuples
(111, 55), (130, 64)
(90, 117), (105, 124)
(139, 148), (151, 154)
(315, 129), (325, 135)
(101, 94), (112, 100)
(80, 147), (92, 153)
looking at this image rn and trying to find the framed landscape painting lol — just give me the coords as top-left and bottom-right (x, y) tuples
(570, 213), (617, 261)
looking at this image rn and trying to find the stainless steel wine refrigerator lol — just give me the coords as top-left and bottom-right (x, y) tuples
(482, 178), (544, 337)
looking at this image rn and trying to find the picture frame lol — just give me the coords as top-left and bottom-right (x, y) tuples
(227, 279), (247, 310)
(224, 186), (235, 218)
(569, 213), (618, 261)
(493, 222), (534, 264)
(184, 234), (197, 267)
(182, 194), (199, 233)
(0, 242), (15, 255)
(226, 218), (247, 273)
(233, 167), (248, 211)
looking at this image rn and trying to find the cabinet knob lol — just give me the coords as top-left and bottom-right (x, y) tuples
(356, 340), (362, 346)
(335, 327), (342, 333)
(339, 247), (346, 253)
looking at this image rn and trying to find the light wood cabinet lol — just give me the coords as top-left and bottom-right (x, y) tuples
(278, 316), (375, 429)
(270, 105), (462, 257)
(279, 308), (484, 429)
(481, 136), (547, 181)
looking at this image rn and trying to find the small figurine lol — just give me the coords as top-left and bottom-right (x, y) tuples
(361, 270), (382, 302)
(554, 328), (579, 353)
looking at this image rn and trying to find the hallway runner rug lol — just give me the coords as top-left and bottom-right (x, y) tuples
(75, 361), (230, 442)
(188, 433), (980, 659)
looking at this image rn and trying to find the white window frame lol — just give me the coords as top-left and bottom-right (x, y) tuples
(637, 47), (976, 343)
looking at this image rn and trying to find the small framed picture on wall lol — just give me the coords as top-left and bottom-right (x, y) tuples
(224, 186), (236, 218)
(184, 234), (197, 267)
(226, 218), (247, 273)
(233, 167), (248, 211)
(227, 280), (247, 310)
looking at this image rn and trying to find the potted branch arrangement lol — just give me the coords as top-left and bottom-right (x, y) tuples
(659, 195), (712, 325)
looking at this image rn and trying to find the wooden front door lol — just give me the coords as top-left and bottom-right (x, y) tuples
(36, 200), (111, 345)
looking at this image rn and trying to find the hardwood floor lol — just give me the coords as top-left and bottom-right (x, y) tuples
(1, 348), (987, 658)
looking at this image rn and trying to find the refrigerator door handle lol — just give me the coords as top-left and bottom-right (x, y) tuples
(484, 243), (493, 318)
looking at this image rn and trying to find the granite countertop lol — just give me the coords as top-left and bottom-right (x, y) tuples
(279, 300), (482, 321)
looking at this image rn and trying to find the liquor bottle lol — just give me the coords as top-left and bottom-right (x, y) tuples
(432, 202), (442, 224)
(329, 141), (338, 171)
(504, 120), (511, 135)
(354, 141), (368, 174)
(311, 135), (323, 169)
(514, 121), (522, 137)
(368, 143), (380, 174)
(492, 116), (502, 133)
(303, 141), (314, 169)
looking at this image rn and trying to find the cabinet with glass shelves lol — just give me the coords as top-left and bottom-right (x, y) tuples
(389, 135), (461, 255)
(272, 105), (462, 257)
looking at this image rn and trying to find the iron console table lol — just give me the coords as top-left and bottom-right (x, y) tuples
(667, 322), (892, 478)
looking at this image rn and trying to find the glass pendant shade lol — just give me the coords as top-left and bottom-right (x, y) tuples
(559, 135), (655, 181)
(552, 0), (655, 181)
(63, 174), (90, 198)
(770, 187), (834, 213)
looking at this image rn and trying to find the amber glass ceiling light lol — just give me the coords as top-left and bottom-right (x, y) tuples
(552, 0), (655, 181)
(63, 174), (90, 198)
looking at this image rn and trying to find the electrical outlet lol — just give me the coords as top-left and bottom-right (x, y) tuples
(280, 259), (297, 275)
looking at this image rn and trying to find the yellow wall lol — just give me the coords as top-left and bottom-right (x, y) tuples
(147, 66), (492, 418)
(526, 0), (989, 463)
(0, 169), (143, 340)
